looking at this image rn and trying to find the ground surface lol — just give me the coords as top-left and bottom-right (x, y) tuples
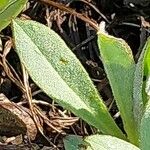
(0, 0), (150, 149)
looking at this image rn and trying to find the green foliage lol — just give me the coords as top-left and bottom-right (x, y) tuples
(64, 135), (87, 150)
(0, 0), (27, 31)
(85, 135), (140, 150)
(133, 38), (150, 133)
(140, 100), (150, 150)
(11, 18), (150, 149)
(133, 44), (145, 131)
(12, 19), (125, 139)
(139, 37), (150, 150)
(64, 135), (140, 150)
(144, 38), (150, 77)
(0, 0), (150, 149)
(144, 38), (150, 98)
(97, 33), (138, 144)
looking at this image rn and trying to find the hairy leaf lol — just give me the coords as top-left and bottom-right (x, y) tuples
(12, 19), (125, 139)
(144, 38), (150, 98)
(85, 135), (140, 150)
(97, 32), (138, 145)
(140, 100), (150, 150)
(64, 135), (87, 150)
(140, 37), (150, 150)
(133, 38), (150, 132)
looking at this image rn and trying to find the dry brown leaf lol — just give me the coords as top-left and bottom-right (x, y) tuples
(0, 93), (38, 140)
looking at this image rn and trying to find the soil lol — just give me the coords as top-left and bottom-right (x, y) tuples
(0, 0), (150, 149)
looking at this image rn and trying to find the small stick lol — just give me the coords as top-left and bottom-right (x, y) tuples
(38, 0), (99, 31)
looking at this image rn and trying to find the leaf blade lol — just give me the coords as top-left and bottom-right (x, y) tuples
(12, 19), (125, 139)
(144, 38), (150, 98)
(64, 135), (87, 150)
(133, 38), (150, 132)
(0, 0), (27, 31)
(97, 33), (138, 144)
(140, 100), (150, 150)
(140, 37), (150, 150)
(85, 135), (140, 150)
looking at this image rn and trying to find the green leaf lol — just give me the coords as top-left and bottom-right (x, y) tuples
(144, 38), (150, 76)
(64, 134), (140, 150)
(133, 49), (145, 129)
(64, 135), (87, 150)
(85, 135), (140, 150)
(140, 100), (150, 150)
(0, 0), (27, 31)
(97, 33), (138, 145)
(140, 37), (150, 150)
(144, 38), (150, 98)
(133, 39), (150, 132)
(12, 19), (125, 140)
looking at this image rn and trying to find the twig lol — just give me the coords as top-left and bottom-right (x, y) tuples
(37, 0), (99, 31)
(1, 39), (25, 93)
(21, 64), (56, 147)
(79, 0), (110, 23)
